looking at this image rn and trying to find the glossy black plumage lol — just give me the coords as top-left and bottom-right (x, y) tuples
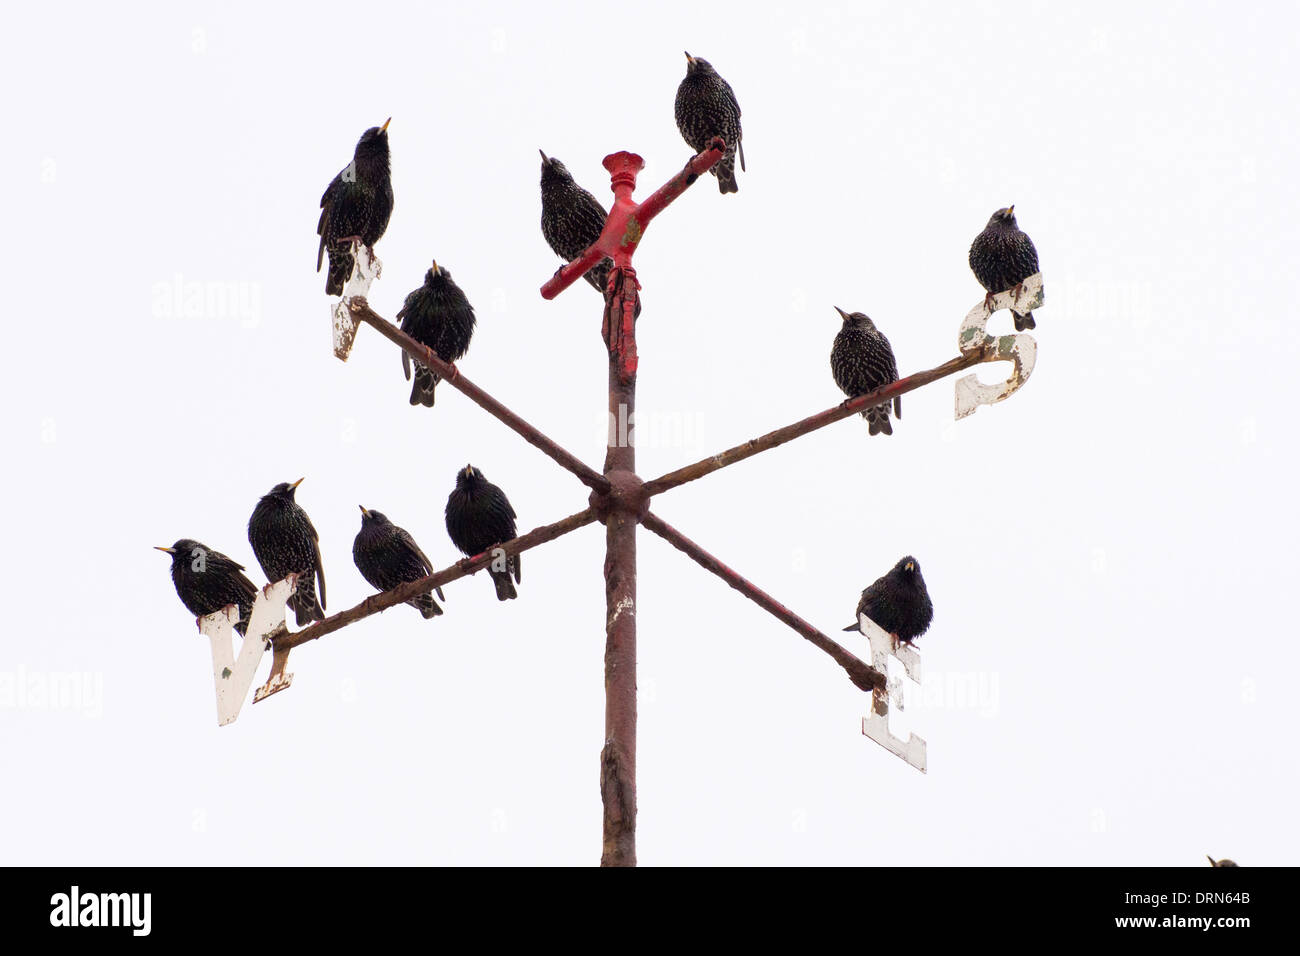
(1207, 856), (1239, 867)
(156, 539), (258, 636)
(445, 465), (520, 601)
(539, 151), (612, 296)
(675, 53), (745, 193)
(842, 556), (934, 645)
(353, 507), (446, 619)
(317, 121), (394, 296)
(969, 206), (1040, 331)
(247, 479), (326, 627)
(396, 261), (477, 407)
(830, 307), (901, 435)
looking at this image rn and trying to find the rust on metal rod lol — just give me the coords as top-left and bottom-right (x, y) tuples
(348, 298), (611, 494)
(643, 349), (991, 497)
(641, 511), (886, 694)
(277, 508), (599, 651)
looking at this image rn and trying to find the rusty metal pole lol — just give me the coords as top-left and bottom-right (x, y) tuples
(597, 152), (645, 867)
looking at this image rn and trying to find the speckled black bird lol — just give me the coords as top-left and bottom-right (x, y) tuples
(247, 478), (326, 626)
(842, 556), (934, 647)
(1207, 856), (1239, 867)
(969, 205), (1040, 331)
(156, 539), (258, 636)
(317, 119), (394, 296)
(445, 464), (520, 601)
(675, 52), (745, 194)
(831, 307), (901, 436)
(353, 506), (446, 619)
(539, 151), (612, 295)
(396, 261), (477, 407)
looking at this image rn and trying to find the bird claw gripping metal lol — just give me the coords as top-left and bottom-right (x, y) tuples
(857, 613), (927, 773)
(198, 574), (297, 725)
(331, 240), (382, 361)
(954, 271), (1042, 419)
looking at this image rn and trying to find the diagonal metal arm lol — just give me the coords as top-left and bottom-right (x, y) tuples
(643, 348), (995, 497)
(347, 299), (610, 494)
(276, 507), (598, 651)
(641, 511), (886, 694)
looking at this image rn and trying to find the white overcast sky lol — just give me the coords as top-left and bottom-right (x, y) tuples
(2, 1), (1295, 866)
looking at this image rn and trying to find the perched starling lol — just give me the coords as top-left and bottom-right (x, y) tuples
(831, 307), (901, 436)
(969, 205), (1040, 331)
(156, 539), (258, 636)
(396, 261), (477, 407)
(1207, 856), (1240, 867)
(842, 556), (934, 647)
(247, 478), (326, 627)
(353, 506), (446, 619)
(445, 464), (520, 601)
(316, 119), (394, 296)
(539, 151), (612, 295)
(675, 52), (745, 194)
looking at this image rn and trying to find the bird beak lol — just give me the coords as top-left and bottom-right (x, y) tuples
(1007, 204), (1014, 216)
(380, 117), (391, 132)
(834, 306), (850, 321)
(290, 477), (305, 490)
(684, 51), (695, 64)
(539, 149), (548, 162)
(906, 561), (915, 572)
(431, 260), (440, 275)
(464, 464), (475, 478)
(154, 546), (175, 554)
(358, 505), (369, 517)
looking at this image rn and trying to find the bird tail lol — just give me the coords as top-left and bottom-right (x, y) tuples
(411, 594), (444, 619)
(1013, 311), (1036, 331)
(714, 157), (739, 194)
(292, 580), (326, 626)
(409, 365), (439, 407)
(326, 248), (353, 296)
(866, 404), (894, 436)
(490, 568), (518, 601)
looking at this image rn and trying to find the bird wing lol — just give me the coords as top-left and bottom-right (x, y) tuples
(305, 513), (327, 611)
(398, 528), (446, 602)
(316, 172), (343, 272)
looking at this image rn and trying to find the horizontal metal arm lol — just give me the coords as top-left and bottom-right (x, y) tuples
(278, 507), (599, 651)
(348, 299), (610, 494)
(641, 511), (885, 694)
(643, 348), (991, 497)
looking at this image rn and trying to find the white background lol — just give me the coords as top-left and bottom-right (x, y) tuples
(2, 0), (1295, 865)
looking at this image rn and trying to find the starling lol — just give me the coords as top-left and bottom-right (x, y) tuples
(1207, 856), (1240, 867)
(830, 307), (901, 436)
(156, 539), (258, 636)
(396, 260), (477, 407)
(539, 151), (612, 296)
(842, 556), (934, 648)
(316, 119), (394, 296)
(353, 506), (447, 619)
(445, 464), (520, 601)
(675, 52), (745, 194)
(247, 478), (327, 627)
(969, 205), (1040, 331)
